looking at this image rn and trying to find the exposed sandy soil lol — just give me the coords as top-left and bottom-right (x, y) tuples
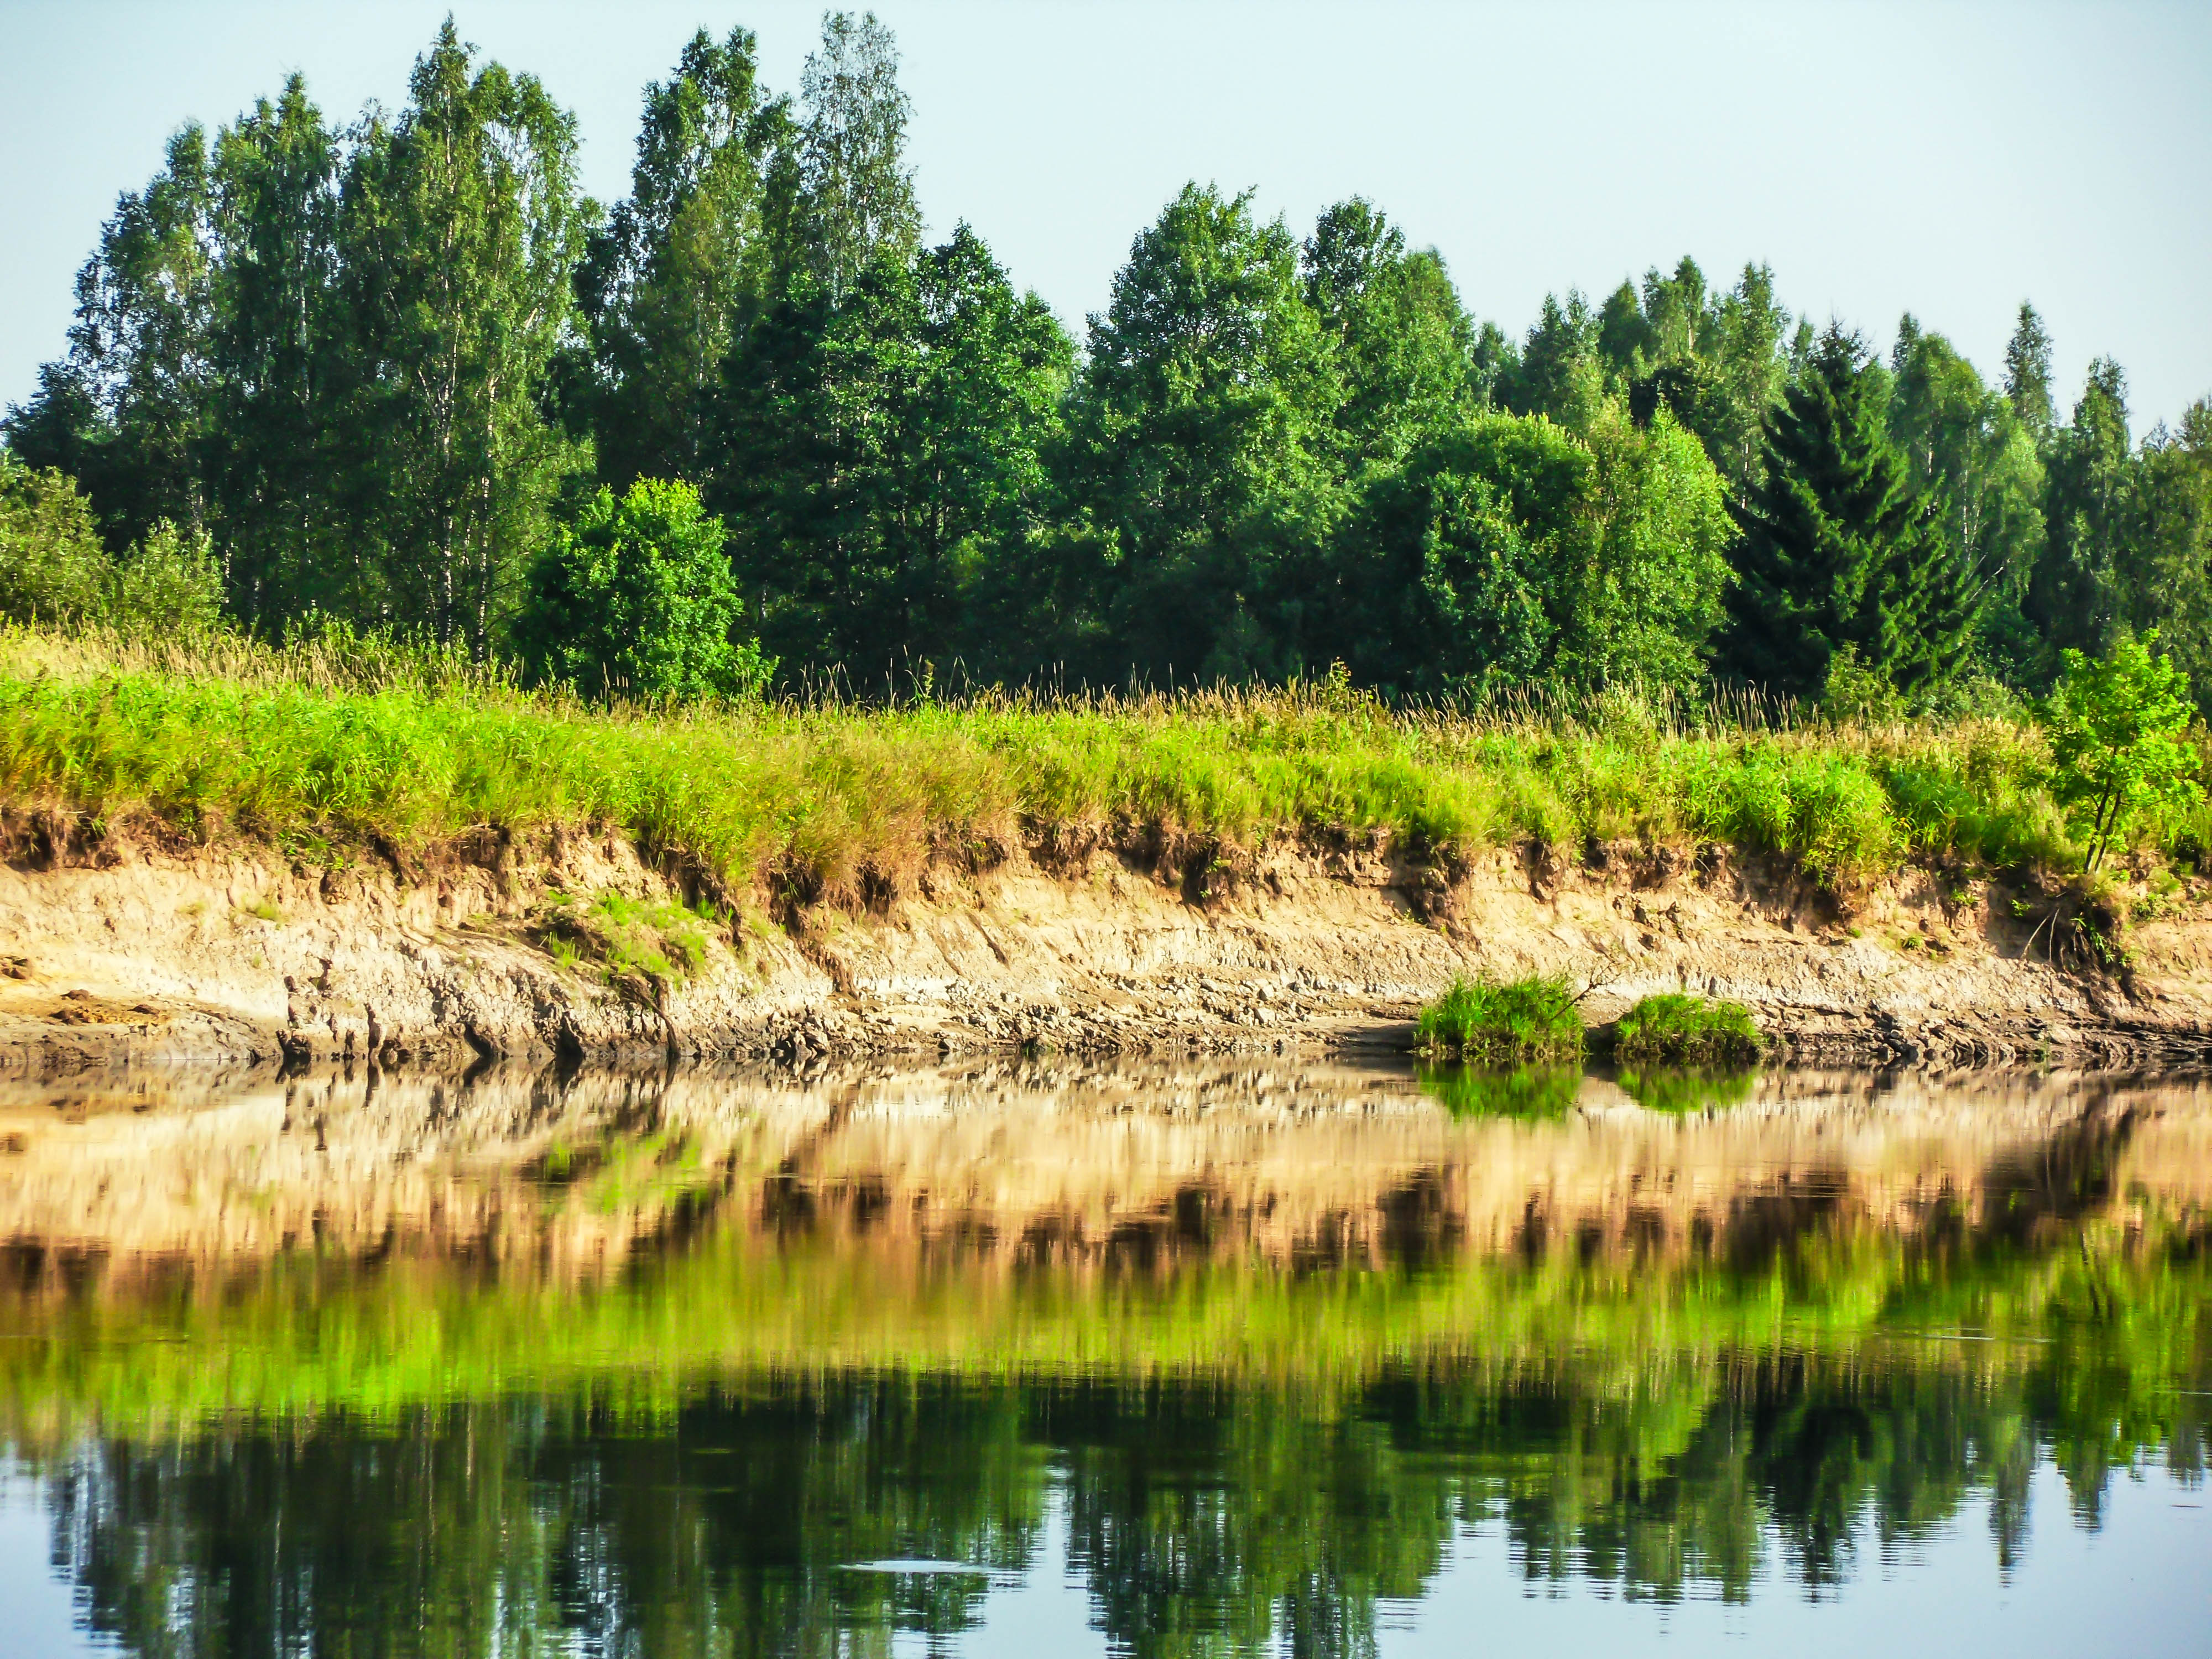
(7, 821), (2212, 1078)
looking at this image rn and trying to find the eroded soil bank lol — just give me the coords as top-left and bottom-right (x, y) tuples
(7, 822), (2212, 1077)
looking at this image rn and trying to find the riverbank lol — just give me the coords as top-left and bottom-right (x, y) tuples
(6, 811), (2212, 1078)
(9, 626), (2212, 1076)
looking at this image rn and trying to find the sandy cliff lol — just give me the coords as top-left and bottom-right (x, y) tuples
(6, 822), (2212, 1076)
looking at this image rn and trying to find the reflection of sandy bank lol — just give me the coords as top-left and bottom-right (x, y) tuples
(0, 1061), (2207, 1275)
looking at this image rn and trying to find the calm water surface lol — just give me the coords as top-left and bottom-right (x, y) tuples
(0, 1058), (2206, 1656)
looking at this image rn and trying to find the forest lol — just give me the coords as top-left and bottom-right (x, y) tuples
(4, 12), (2210, 715)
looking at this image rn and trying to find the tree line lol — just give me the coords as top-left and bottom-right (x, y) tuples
(6, 13), (2210, 708)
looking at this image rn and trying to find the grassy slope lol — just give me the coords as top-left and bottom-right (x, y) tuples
(3, 627), (2166, 906)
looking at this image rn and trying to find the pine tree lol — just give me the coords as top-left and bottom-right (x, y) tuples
(2002, 302), (2056, 442)
(1721, 326), (1978, 701)
(2027, 358), (2136, 666)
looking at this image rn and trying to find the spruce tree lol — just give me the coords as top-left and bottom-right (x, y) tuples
(1721, 326), (1977, 701)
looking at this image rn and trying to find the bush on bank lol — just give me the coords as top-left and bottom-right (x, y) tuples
(1610, 993), (1763, 1067)
(1414, 975), (1585, 1065)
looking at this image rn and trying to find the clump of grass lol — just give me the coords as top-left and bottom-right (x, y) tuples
(1415, 974), (1584, 1063)
(1616, 1065), (1758, 1114)
(1416, 1062), (1582, 1119)
(538, 889), (714, 985)
(1610, 993), (1762, 1066)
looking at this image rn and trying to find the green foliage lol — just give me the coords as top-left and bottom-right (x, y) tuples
(1066, 182), (1335, 684)
(1415, 974), (1585, 1063)
(1332, 403), (1734, 699)
(1615, 1065), (1758, 1114)
(1886, 319), (2046, 682)
(106, 519), (227, 635)
(0, 457), (226, 633)
(538, 888), (714, 983)
(513, 478), (770, 701)
(0, 455), (110, 621)
(338, 24), (591, 654)
(711, 226), (1071, 681)
(1610, 992), (1762, 1066)
(575, 27), (788, 489)
(9, 17), (2209, 723)
(1302, 196), (1483, 466)
(2028, 359), (2133, 664)
(1416, 1061), (1581, 1118)
(2043, 632), (2204, 870)
(1724, 327), (1979, 702)
(7, 25), (588, 653)
(794, 11), (921, 301)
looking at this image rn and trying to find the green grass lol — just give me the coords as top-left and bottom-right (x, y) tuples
(1415, 974), (1585, 1063)
(1616, 1065), (1760, 1114)
(538, 889), (714, 983)
(0, 623), (2191, 906)
(1610, 993), (1764, 1066)
(1416, 1061), (1582, 1118)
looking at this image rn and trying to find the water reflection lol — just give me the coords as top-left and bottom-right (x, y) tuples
(0, 1058), (2205, 1656)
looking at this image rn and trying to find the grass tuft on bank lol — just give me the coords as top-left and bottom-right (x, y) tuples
(1610, 993), (1764, 1067)
(1415, 975), (1585, 1064)
(0, 624), (2203, 905)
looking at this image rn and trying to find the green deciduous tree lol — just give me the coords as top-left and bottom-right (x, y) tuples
(795, 11), (921, 302)
(1329, 405), (1732, 698)
(513, 477), (770, 700)
(1593, 258), (1792, 498)
(2044, 632), (2203, 870)
(1066, 184), (1336, 683)
(1721, 326), (1978, 702)
(1503, 291), (1604, 430)
(1886, 320), (2046, 679)
(2124, 403), (2212, 712)
(1301, 197), (1482, 468)
(2028, 358), (2133, 662)
(203, 75), (343, 626)
(576, 28), (791, 489)
(336, 21), (590, 654)
(6, 126), (219, 550)
(712, 225), (1072, 682)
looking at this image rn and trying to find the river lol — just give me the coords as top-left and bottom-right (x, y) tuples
(0, 1057), (2204, 1656)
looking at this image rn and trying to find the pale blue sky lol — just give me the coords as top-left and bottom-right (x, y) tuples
(3, 1), (2208, 427)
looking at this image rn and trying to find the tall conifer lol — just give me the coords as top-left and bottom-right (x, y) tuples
(1721, 327), (1977, 701)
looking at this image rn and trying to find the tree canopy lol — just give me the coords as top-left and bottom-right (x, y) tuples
(7, 13), (2210, 714)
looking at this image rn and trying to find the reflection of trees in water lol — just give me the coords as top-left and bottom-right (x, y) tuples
(14, 1097), (2210, 1657)
(35, 1311), (2210, 1659)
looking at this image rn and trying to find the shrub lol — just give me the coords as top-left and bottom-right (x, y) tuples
(1415, 974), (1584, 1063)
(0, 460), (221, 633)
(513, 479), (773, 702)
(106, 520), (227, 634)
(2044, 632), (2203, 872)
(0, 456), (107, 622)
(1610, 992), (1761, 1066)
